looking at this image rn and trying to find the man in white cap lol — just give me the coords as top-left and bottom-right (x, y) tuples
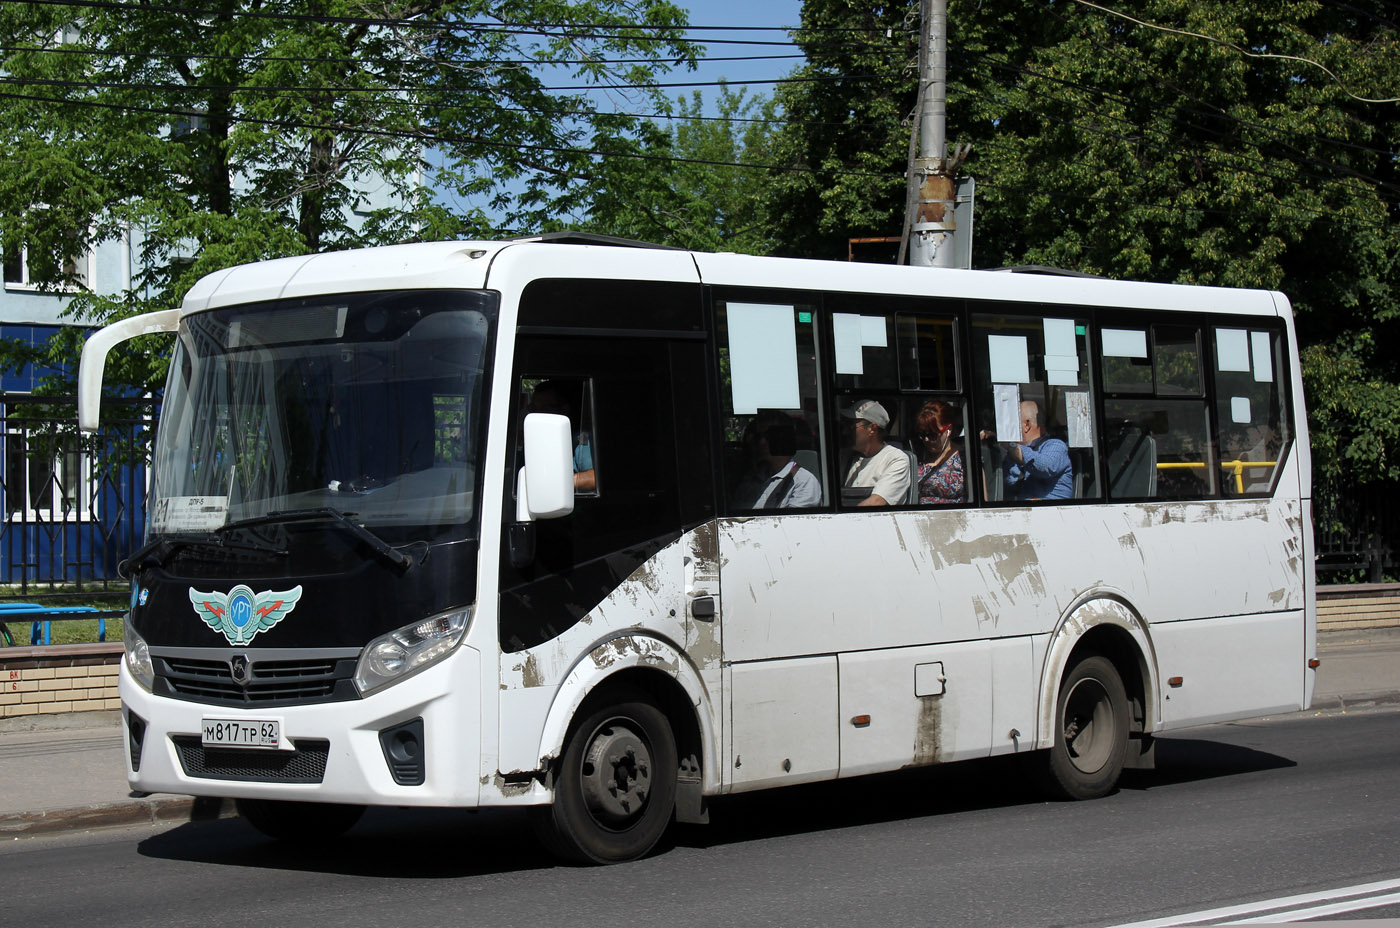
(842, 399), (910, 507)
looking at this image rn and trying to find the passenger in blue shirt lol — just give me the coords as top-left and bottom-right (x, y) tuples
(984, 400), (1074, 501)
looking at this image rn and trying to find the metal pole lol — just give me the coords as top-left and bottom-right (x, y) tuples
(909, 0), (956, 268)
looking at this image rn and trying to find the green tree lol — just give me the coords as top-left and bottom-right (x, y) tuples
(759, 1), (918, 260)
(0, 0), (696, 396)
(764, 0), (1400, 488)
(577, 82), (780, 253)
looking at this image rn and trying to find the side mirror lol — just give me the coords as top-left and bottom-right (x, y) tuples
(516, 412), (575, 522)
(78, 308), (181, 432)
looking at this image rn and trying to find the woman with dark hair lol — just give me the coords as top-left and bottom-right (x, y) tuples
(914, 400), (965, 505)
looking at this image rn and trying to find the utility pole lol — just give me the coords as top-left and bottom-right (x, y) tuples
(906, 0), (968, 268)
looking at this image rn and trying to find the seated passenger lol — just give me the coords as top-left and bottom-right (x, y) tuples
(914, 400), (965, 505)
(842, 400), (910, 507)
(986, 400), (1072, 501)
(751, 412), (821, 509)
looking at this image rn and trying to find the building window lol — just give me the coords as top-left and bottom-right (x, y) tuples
(2, 243), (92, 291)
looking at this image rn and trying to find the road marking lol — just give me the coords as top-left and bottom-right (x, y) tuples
(1103, 877), (1400, 927)
(1224, 890), (1400, 924)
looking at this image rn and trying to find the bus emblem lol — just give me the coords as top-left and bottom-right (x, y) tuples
(188, 584), (304, 646)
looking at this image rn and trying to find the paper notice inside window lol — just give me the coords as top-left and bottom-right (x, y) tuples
(151, 496), (229, 532)
(995, 384), (1022, 441)
(988, 335), (1030, 384)
(1043, 318), (1077, 358)
(727, 303), (801, 414)
(1251, 331), (1273, 383)
(833, 313), (865, 375)
(1216, 329), (1251, 372)
(1065, 389), (1094, 448)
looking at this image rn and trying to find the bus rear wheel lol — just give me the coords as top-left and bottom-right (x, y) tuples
(1043, 655), (1129, 800)
(535, 694), (677, 864)
(235, 798), (365, 842)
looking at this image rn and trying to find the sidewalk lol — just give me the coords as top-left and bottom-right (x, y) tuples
(1, 628), (1396, 838)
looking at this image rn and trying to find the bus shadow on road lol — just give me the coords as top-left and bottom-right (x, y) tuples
(1117, 736), (1296, 790)
(137, 805), (555, 878)
(135, 737), (1295, 873)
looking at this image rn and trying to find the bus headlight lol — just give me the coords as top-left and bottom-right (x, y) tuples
(354, 608), (471, 697)
(124, 621), (154, 692)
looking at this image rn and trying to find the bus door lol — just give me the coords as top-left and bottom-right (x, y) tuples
(496, 321), (719, 773)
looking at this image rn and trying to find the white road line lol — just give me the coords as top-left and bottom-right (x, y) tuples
(1224, 889), (1400, 924)
(1103, 877), (1400, 927)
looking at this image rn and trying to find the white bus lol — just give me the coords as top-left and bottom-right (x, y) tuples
(79, 236), (1316, 863)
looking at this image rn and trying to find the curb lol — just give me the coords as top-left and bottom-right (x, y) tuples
(1307, 690), (1400, 714)
(0, 795), (236, 837)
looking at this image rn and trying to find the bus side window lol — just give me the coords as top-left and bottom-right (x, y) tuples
(971, 312), (1100, 503)
(1213, 327), (1289, 496)
(522, 377), (600, 497)
(1101, 325), (1213, 500)
(716, 301), (827, 511)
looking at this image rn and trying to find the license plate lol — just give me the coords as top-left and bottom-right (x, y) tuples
(201, 718), (280, 750)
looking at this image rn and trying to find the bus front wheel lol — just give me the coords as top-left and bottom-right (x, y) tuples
(536, 694), (677, 864)
(235, 798), (365, 841)
(1043, 655), (1129, 800)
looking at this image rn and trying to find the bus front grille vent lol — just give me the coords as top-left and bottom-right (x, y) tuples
(152, 651), (361, 707)
(171, 736), (329, 783)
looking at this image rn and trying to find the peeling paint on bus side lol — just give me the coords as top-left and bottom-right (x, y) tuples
(493, 525), (725, 795)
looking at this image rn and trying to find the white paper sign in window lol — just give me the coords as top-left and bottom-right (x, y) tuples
(988, 335), (1030, 384)
(1231, 396), (1252, 424)
(1043, 318), (1077, 357)
(1102, 328), (1148, 359)
(1065, 390), (1094, 448)
(1216, 329), (1251, 372)
(727, 303), (801, 415)
(833, 313), (888, 375)
(151, 496), (229, 532)
(1251, 331), (1273, 383)
(995, 383), (1022, 441)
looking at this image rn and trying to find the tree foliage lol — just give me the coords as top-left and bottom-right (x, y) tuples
(759, 0), (1400, 487)
(0, 0), (696, 394)
(576, 82), (779, 253)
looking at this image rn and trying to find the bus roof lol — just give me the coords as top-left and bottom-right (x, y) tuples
(179, 239), (1287, 320)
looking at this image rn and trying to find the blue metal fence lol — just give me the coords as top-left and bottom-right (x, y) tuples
(0, 393), (152, 598)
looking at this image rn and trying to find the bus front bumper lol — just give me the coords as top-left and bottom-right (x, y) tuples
(118, 645), (483, 808)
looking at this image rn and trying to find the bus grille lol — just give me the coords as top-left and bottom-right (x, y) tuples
(153, 653), (360, 707)
(172, 736), (330, 783)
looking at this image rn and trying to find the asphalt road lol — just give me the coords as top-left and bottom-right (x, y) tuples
(3, 706), (1398, 928)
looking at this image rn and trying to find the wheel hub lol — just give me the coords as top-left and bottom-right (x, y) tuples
(579, 721), (652, 828)
(1062, 676), (1115, 774)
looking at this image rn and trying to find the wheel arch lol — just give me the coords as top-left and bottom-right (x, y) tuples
(1036, 593), (1161, 751)
(536, 634), (718, 796)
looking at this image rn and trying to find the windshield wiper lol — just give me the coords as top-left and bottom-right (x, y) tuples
(120, 531), (289, 576)
(219, 508), (415, 574)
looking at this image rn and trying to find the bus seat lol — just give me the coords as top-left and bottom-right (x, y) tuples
(1108, 428), (1157, 498)
(981, 443), (1003, 502)
(794, 449), (820, 479)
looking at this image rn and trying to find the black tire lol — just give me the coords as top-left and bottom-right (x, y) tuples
(534, 692), (677, 864)
(1043, 654), (1129, 800)
(234, 798), (365, 842)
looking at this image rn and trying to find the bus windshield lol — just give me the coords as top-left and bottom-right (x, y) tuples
(148, 289), (496, 541)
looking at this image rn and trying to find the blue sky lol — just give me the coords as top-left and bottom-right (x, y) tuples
(679, 0), (806, 93)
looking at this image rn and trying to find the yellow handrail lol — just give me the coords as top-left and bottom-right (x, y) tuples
(1154, 459), (1277, 493)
